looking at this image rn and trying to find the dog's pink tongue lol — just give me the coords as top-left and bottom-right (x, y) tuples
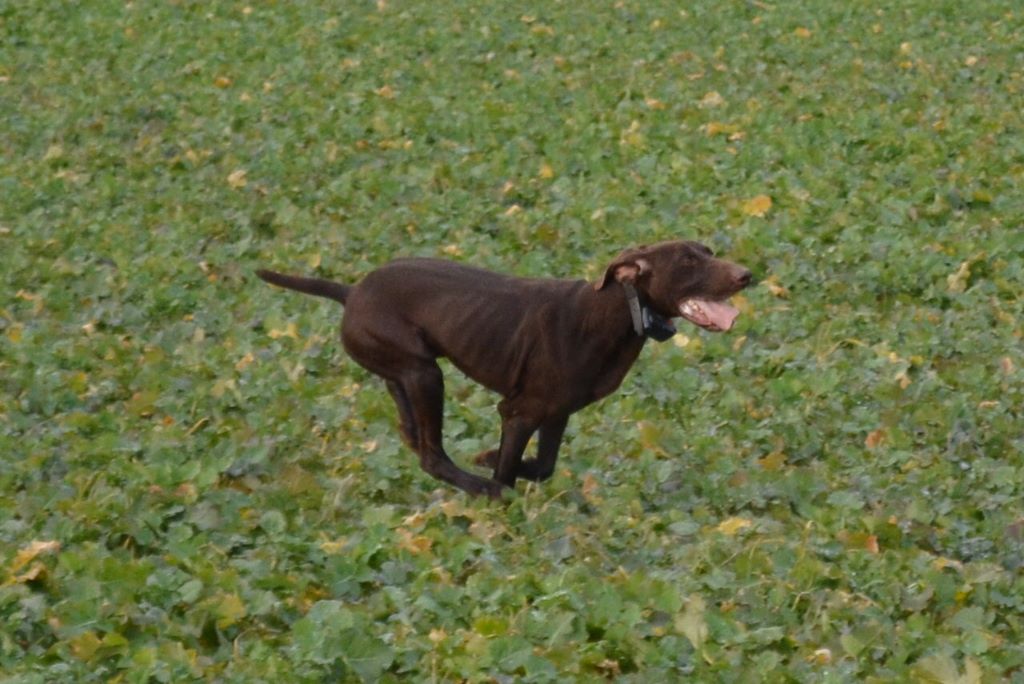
(701, 300), (739, 331)
(680, 298), (740, 331)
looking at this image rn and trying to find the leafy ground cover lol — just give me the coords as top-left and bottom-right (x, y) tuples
(2, 0), (1023, 681)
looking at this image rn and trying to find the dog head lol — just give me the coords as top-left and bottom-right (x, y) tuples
(595, 240), (753, 332)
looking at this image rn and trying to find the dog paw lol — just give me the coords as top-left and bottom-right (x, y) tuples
(472, 449), (499, 468)
(480, 480), (509, 500)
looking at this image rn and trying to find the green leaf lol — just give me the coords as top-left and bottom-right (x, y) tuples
(344, 631), (395, 681)
(178, 579), (204, 603)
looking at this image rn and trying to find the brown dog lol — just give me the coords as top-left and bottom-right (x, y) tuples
(258, 240), (752, 497)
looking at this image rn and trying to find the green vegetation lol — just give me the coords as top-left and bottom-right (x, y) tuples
(2, 1), (1023, 681)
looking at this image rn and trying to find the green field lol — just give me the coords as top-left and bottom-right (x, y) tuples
(3, 1), (1023, 681)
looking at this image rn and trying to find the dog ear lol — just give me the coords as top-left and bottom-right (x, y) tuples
(595, 248), (652, 290)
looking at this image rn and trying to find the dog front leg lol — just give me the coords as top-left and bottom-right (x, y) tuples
(517, 414), (568, 482)
(493, 419), (535, 487)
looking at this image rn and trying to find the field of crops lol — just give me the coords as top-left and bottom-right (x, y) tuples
(3, 1), (1023, 681)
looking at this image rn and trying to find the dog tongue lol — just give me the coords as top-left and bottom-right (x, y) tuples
(679, 299), (740, 332)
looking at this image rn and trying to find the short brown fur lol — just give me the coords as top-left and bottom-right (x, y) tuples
(257, 240), (751, 498)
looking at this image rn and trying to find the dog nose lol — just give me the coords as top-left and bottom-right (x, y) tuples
(735, 269), (753, 288)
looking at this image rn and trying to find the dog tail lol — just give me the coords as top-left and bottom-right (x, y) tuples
(256, 269), (351, 305)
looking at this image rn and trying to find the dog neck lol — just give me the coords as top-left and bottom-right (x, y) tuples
(621, 283), (676, 342)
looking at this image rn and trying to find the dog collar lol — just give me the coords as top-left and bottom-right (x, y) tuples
(621, 283), (676, 342)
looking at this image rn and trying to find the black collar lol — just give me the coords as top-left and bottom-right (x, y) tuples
(621, 283), (676, 342)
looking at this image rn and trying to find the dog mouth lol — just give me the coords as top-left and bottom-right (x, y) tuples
(678, 298), (740, 332)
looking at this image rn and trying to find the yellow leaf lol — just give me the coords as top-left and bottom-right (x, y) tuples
(946, 253), (985, 293)
(644, 97), (666, 110)
(214, 76), (232, 88)
(6, 324), (23, 344)
(912, 653), (965, 684)
(716, 517), (752, 535)
(581, 473), (601, 503)
(761, 274), (788, 297)
(619, 119), (644, 147)
(397, 528), (433, 554)
(757, 451), (787, 471)
(127, 387), (160, 413)
(210, 378), (236, 399)
(469, 519), (505, 542)
(375, 84), (396, 99)
(933, 556), (964, 572)
(865, 535), (880, 554)
(704, 121), (740, 137)
(174, 483), (198, 502)
(440, 499), (471, 519)
(214, 593), (247, 629)
(538, 162), (555, 179)
(674, 594), (707, 649)
(442, 243), (463, 256)
(402, 510), (429, 528)
(699, 90), (725, 108)
(12, 562), (46, 584)
(637, 420), (664, 453)
(794, 27), (812, 38)
(428, 628), (447, 644)
(319, 537), (348, 554)
(268, 322), (298, 339)
(69, 631), (102, 661)
(840, 531), (880, 554)
(864, 428), (886, 449)
(235, 352), (255, 371)
(742, 194), (772, 217)
(227, 169), (248, 189)
(306, 252), (322, 269)
(963, 657), (983, 684)
(8, 540), (61, 577)
(68, 371), (88, 394)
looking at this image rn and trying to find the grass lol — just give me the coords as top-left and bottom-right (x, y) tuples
(2, 0), (1023, 681)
